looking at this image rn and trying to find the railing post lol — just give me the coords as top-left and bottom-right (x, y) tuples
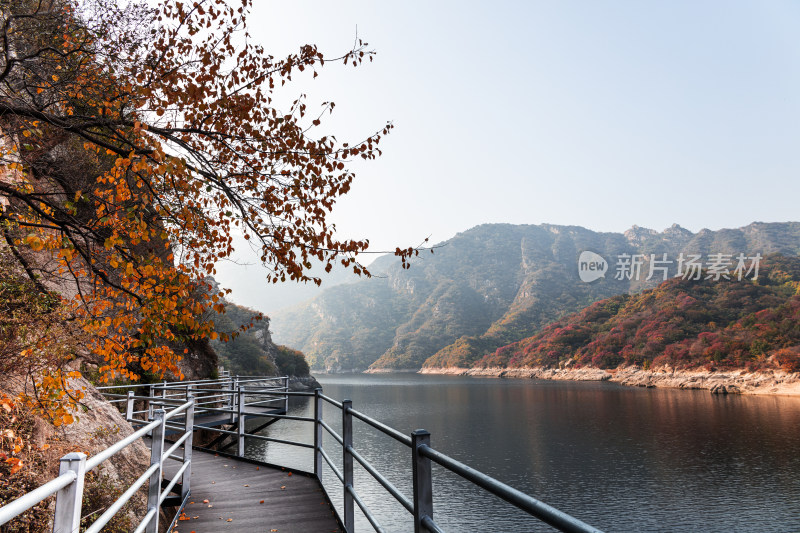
(229, 377), (238, 423)
(146, 385), (155, 437)
(52, 452), (86, 533)
(412, 429), (433, 533)
(237, 386), (245, 457)
(181, 397), (194, 501)
(283, 376), (289, 413)
(125, 390), (134, 422)
(342, 399), (354, 533)
(147, 384), (154, 419)
(145, 409), (166, 533)
(313, 388), (323, 480)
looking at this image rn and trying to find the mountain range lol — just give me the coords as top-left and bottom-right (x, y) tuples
(270, 222), (800, 372)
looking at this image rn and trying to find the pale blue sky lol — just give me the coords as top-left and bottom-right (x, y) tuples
(216, 1), (800, 312)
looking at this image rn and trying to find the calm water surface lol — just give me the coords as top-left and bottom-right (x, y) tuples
(244, 373), (800, 532)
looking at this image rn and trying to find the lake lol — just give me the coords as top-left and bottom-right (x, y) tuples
(243, 373), (800, 532)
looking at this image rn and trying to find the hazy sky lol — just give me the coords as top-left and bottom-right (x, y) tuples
(215, 1), (800, 313)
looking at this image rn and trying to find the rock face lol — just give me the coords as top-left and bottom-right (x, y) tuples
(60, 378), (151, 482)
(211, 299), (314, 379)
(273, 222), (800, 372)
(288, 376), (323, 391)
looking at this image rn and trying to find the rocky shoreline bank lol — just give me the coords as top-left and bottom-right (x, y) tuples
(419, 366), (800, 396)
(288, 375), (323, 391)
(363, 368), (421, 374)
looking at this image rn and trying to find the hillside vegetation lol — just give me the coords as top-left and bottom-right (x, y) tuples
(210, 298), (310, 377)
(476, 254), (800, 372)
(272, 222), (800, 372)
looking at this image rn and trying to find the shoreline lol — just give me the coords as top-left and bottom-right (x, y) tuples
(418, 366), (800, 396)
(363, 368), (421, 374)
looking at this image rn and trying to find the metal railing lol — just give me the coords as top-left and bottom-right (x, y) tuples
(146, 381), (601, 532)
(0, 376), (602, 533)
(109, 378), (599, 532)
(310, 392), (603, 533)
(0, 398), (195, 533)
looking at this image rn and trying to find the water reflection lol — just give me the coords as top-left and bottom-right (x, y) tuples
(245, 374), (800, 532)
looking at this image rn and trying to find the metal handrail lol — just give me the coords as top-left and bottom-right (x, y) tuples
(320, 447), (344, 483)
(320, 419), (344, 445)
(83, 463), (158, 533)
(159, 461), (190, 505)
(0, 398), (195, 533)
(348, 484), (386, 533)
(419, 445), (602, 533)
(348, 445), (413, 514)
(86, 418), (160, 470)
(0, 471), (77, 526)
(421, 515), (446, 533)
(315, 398), (602, 533)
(320, 393), (343, 408)
(347, 406), (413, 446)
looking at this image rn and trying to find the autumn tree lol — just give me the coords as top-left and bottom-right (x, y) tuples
(0, 0), (416, 414)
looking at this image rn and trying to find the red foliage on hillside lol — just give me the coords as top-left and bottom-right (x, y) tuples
(477, 254), (800, 372)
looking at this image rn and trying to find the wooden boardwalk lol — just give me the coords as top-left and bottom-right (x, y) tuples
(164, 449), (342, 533)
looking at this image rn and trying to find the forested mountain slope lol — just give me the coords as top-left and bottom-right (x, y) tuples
(272, 222), (800, 372)
(476, 254), (800, 372)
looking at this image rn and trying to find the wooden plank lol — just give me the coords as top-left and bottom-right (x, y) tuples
(164, 448), (341, 533)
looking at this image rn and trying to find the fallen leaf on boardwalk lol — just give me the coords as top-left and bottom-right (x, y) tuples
(211, 481), (216, 484)
(202, 499), (209, 504)
(287, 472), (292, 476)
(226, 518), (233, 522)
(280, 486), (286, 490)
(256, 467), (260, 470)
(271, 530), (278, 532)
(189, 501), (194, 504)
(208, 504), (213, 508)
(178, 513), (190, 521)
(243, 484), (249, 487)
(259, 500), (264, 504)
